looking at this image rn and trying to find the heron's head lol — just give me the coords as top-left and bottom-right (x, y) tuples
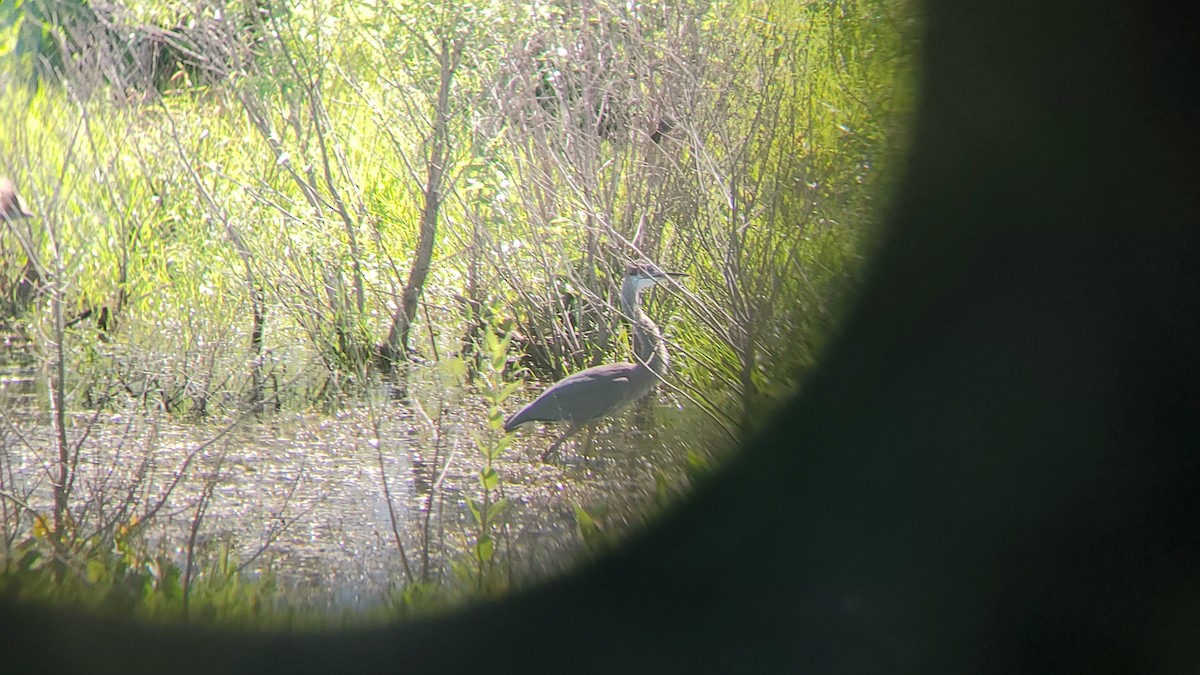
(621, 265), (685, 314)
(624, 264), (685, 293)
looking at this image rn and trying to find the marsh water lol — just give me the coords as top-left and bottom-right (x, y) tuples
(0, 334), (709, 610)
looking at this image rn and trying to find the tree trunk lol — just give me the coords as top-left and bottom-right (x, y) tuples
(378, 37), (462, 367)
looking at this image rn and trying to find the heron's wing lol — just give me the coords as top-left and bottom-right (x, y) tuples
(505, 362), (655, 428)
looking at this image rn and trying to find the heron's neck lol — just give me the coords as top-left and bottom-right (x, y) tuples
(629, 304), (668, 378)
(633, 312), (672, 374)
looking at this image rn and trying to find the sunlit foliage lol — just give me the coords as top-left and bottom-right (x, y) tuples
(0, 0), (913, 617)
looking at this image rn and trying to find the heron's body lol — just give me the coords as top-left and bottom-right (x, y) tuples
(504, 265), (681, 460)
(504, 362), (656, 428)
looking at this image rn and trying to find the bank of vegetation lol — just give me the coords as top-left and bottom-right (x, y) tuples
(0, 0), (912, 620)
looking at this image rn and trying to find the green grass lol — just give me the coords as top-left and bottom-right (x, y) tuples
(0, 0), (914, 619)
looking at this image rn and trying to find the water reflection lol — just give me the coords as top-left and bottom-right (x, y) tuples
(1, 346), (708, 611)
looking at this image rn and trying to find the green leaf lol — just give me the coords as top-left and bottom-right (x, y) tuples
(475, 535), (494, 562)
(573, 504), (609, 552)
(31, 516), (49, 540)
(480, 467), (500, 492)
(686, 450), (713, 481)
(86, 559), (107, 584)
(498, 379), (522, 403)
(573, 504), (596, 532)
(466, 498), (483, 526)
(486, 498), (508, 523)
(495, 331), (513, 356)
(441, 356), (467, 385)
(469, 430), (488, 456)
(449, 559), (474, 583)
(492, 433), (513, 455)
(15, 546), (41, 572)
(487, 407), (504, 426)
(490, 349), (507, 374)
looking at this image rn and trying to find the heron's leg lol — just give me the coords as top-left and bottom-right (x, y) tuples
(541, 423), (584, 462)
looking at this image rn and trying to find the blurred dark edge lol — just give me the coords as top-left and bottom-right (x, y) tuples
(3, 0), (1198, 673)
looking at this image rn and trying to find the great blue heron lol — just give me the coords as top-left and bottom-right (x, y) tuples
(504, 264), (685, 461)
